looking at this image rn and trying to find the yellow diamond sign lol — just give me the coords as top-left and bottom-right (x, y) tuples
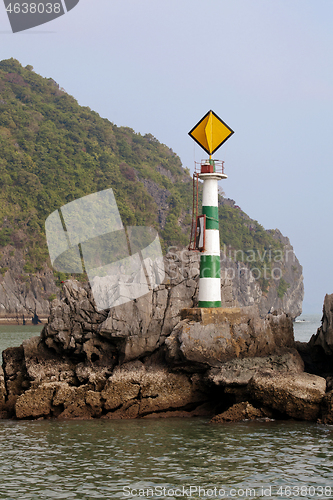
(188, 110), (234, 155)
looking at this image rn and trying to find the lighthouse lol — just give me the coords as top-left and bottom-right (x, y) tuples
(188, 110), (234, 308)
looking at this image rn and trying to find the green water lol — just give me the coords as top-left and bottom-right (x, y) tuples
(0, 319), (332, 500)
(0, 418), (332, 500)
(0, 325), (43, 356)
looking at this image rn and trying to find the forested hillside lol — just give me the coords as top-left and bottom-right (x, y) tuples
(0, 58), (301, 320)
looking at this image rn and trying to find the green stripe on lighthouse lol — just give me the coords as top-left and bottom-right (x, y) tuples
(198, 300), (222, 308)
(202, 206), (219, 229)
(200, 255), (221, 278)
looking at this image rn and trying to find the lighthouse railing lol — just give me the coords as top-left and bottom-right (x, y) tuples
(194, 160), (225, 175)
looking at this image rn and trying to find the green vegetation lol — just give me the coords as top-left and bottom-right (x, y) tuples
(0, 58), (285, 292)
(219, 205), (283, 277)
(277, 278), (290, 299)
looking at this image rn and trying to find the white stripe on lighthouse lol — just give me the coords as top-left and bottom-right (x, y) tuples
(203, 229), (220, 255)
(198, 278), (221, 303)
(202, 178), (219, 207)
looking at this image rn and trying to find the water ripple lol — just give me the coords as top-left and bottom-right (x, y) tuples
(0, 419), (333, 499)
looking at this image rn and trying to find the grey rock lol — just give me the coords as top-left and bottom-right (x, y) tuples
(15, 382), (56, 419)
(207, 350), (304, 386)
(320, 390), (333, 424)
(211, 401), (273, 423)
(169, 307), (295, 368)
(248, 371), (326, 421)
(0, 247), (58, 323)
(22, 336), (77, 387)
(2, 345), (28, 414)
(0, 366), (6, 410)
(0, 247), (306, 421)
(101, 361), (205, 418)
(308, 294), (333, 356)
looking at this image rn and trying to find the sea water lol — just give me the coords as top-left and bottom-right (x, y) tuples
(0, 317), (332, 500)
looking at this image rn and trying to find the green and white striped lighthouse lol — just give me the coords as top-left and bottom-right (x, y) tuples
(188, 110), (234, 308)
(198, 159), (227, 307)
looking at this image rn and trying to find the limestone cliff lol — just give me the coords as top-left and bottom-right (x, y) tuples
(0, 233), (303, 324)
(0, 246), (58, 324)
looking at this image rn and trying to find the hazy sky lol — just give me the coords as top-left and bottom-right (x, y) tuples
(1, 0), (332, 313)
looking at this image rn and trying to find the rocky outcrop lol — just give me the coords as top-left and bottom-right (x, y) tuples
(211, 401), (273, 423)
(0, 366), (6, 418)
(207, 350), (304, 387)
(5, 254), (333, 424)
(258, 229), (304, 318)
(0, 246), (58, 324)
(0, 231), (303, 324)
(308, 294), (333, 356)
(166, 308), (295, 369)
(296, 294), (333, 382)
(1, 273), (328, 423)
(321, 391), (333, 425)
(248, 372), (326, 421)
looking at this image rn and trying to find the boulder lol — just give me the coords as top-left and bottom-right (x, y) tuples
(167, 308), (295, 368)
(101, 361), (206, 417)
(22, 336), (77, 387)
(320, 390), (333, 425)
(308, 294), (333, 356)
(211, 402), (273, 423)
(14, 381), (104, 420)
(52, 383), (99, 419)
(248, 371), (326, 421)
(15, 382), (56, 419)
(207, 350), (304, 387)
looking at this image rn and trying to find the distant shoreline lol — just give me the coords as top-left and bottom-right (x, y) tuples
(0, 316), (48, 326)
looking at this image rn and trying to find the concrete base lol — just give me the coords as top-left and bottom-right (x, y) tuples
(177, 306), (295, 367)
(180, 307), (243, 325)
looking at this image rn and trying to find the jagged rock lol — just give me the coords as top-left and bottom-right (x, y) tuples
(168, 307), (295, 368)
(40, 244), (303, 363)
(248, 371), (326, 421)
(101, 361), (143, 411)
(22, 336), (77, 387)
(296, 294), (333, 381)
(41, 282), (109, 356)
(0, 249), (307, 422)
(0, 366), (6, 416)
(14, 380), (105, 420)
(15, 382), (56, 419)
(101, 361), (206, 418)
(207, 350), (304, 387)
(211, 402), (273, 423)
(0, 247), (57, 323)
(308, 294), (333, 356)
(1, 334), (116, 418)
(52, 383), (98, 419)
(320, 390), (333, 425)
(2, 345), (29, 415)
